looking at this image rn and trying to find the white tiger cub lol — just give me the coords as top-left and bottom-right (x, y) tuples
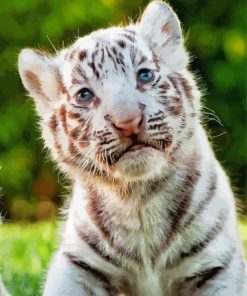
(18, 1), (246, 295)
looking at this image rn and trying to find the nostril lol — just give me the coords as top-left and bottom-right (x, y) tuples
(112, 122), (123, 132)
(138, 116), (143, 127)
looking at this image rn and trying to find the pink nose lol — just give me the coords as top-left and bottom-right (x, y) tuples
(111, 115), (143, 137)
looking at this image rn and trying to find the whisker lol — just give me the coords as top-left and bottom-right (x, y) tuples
(46, 35), (58, 54)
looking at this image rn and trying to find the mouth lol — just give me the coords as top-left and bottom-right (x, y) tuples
(104, 135), (172, 166)
(107, 141), (156, 165)
(123, 142), (153, 153)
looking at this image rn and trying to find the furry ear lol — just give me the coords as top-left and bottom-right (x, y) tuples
(139, 1), (189, 70)
(18, 49), (64, 116)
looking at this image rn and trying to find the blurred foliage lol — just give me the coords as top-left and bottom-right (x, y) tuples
(0, 220), (246, 295)
(0, 0), (246, 220)
(0, 221), (57, 296)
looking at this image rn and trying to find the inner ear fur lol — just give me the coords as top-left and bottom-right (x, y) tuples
(18, 48), (65, 115)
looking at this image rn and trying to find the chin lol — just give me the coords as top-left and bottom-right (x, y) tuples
(111, 147), (168, 182)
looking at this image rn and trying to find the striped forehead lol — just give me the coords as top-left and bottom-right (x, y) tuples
(63, 27), (154, 82)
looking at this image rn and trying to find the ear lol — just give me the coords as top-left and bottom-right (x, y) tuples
(18, 49), (65, 116)
(139, 1), (189, 71)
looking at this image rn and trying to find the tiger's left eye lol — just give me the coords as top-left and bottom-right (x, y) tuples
(137, 68), (154, 83)
(76, 88), (94, 104)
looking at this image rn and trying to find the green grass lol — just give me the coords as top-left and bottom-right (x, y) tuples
(240, 218), (247, 257)
(0, 220), (246, 296)
(0, 222), (57, 296)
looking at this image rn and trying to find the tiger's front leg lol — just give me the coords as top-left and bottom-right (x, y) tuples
(43, 249), (116, 296)
(173, 256), (247, 296)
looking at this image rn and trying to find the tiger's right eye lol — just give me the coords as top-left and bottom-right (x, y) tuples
(137, 68), (154, 83)
(76, 88), (94, 104)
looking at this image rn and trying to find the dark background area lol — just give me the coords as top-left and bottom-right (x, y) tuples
(0, 0), (246, 221)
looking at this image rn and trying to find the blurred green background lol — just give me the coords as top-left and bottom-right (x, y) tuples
(0, 0), (246, 295)
(0, 0), (246, 221)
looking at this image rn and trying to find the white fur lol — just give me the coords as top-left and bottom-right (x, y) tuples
(18, 1), (246, 295)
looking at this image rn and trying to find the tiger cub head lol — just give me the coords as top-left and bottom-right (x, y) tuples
(18, 1), (200, 183)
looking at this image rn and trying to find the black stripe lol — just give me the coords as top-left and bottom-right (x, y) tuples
(122, 33), (135, 42)
(64, 252), (110, 285)
(167, 74), (182, 97)
(185, 266), (224, 288)
(167, 211), (228, 269)
(166, 164), (201, 241)
(149, 123), (167, 130)
(193, 247), (234, 289)
(151, 75), (161, 87)
(176, 73), (193, 101)
(100, 138), (116, 146)
(197, 267), (223, 288)
(180, 211), (226, 261)
(147, 115), (165, 123)
(184, 169), (217, 228)
(152, 159), (201, 266)
(105, 47), (117, 70)
(87, 186), (143, 265)
(177, 247), (234, 292)
(76, 227), (115, 264)
(82, 284), (96, 296)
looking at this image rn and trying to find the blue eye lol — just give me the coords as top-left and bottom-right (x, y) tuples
(76, 88), (94, 103)
(137, 68), (154, 83)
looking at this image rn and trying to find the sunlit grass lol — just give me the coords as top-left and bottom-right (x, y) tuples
(0, 220), (246, 296)
(240, 218), (247, 257)
(0, 222), (57, 296)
